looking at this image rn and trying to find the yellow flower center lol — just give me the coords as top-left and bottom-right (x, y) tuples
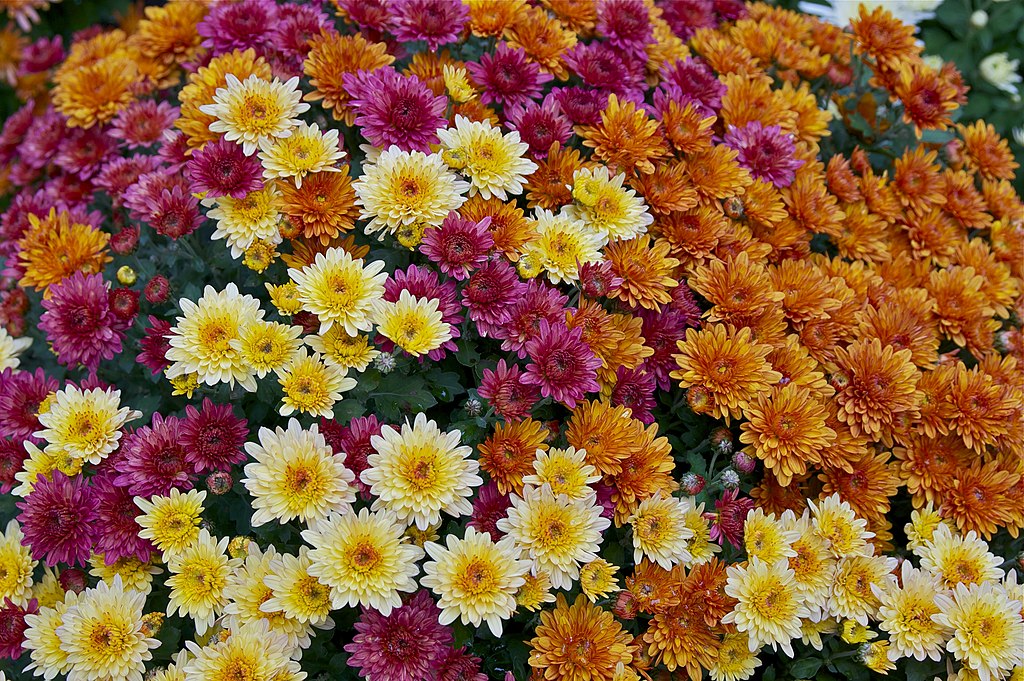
(348, 541), (383, 573)
(456, 557), (499, 596)
(87, 620), (131, 655)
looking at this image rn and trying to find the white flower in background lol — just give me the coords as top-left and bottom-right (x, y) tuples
(979, 53), (1022, 95)
(798, 0), (941, 28)
(1012, 127), (1024, 148)
(969, 10), (988, 28)
(0, 328), (31, 370)
(922, 55), (944, 71)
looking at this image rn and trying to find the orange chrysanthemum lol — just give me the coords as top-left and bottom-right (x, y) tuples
(458, 196), (534, 260)
(605, 423), (676, 524)
(719, 72), (796, 132)
(849, 5), (920, 70)
(566, 400), (637, 477)
(768, 335), (834, 400)
(690, 28), (759, 75)
(280, 235), (369, 271)
(660, 101), (715, 155)
(600, 313), (654, 386)
(606, 236), (680, 311)
(18, 209), (111, 291)
(525, 143), (587, 211)
(671, 323), (782, 422)
(278, 170), (359, 245)
(948, 364), (1015, 453)
(654, 207), (730, 271)
(404, 51), (460, 97)
(540, 0), (597, 34)
(467, 0), (528, 37)
(859, 168), (904, 223)
(567, 299), (624, 377)
(891, 147), (945, 214)
(819, 450), (901, 522)
(579, 94), (669, 175)
(914, 362), (956, 439)
(750, 469), (810, 517)
(783, 165), (845, 236)
(741, 179), (789, 228)
(831, 338), (921, 441)
(769, 258), (842, 325)
(982, 180), (1024, 224)
(626, 561), (680, 615)
(825, 155), (862, 204)
(677, 559), (737, 627)
(855, 288), (940, 369)
(303, 31), (395, 126)
(478, 419), (550, 495)
(505, 5), (577, 79)
(833, 201), (891, 263)
(953, 238), (1019, 319)
(892, 61), (959, 135)
(778, 80), (833, 143)
(943, 169), (992, 230)
(529, 594), (637, 681)
(940, 461), (1020, 540)
(901, 207), (962, 266)
(689, 251), (784, 326)
(629, 163), (698, 216)
(644, 601), (719, 680)
(684, 145), (753, 204)
(740, 384), (836, 486)
(958, 121), (1020, 181)
(893, 433), (971, 508)
(52, 53), (137, 128)
(129, 0), (207, 67)
(926, 266), (997, 350)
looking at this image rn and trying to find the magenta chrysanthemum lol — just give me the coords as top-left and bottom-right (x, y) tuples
(436, 647), (488, 681)
(344, 67), (447, 153)
(659, 0), (717, 40)
(54, 126), (116, 179)
(186, 137), (264, 200)
(20, 108), (65, 169)
(148, 187), (203, 239)
(136, 316), (172, 376)
(562, 42), (646, 99)
(93, 475), (154, 564)
(493, 280), (568, 358)
(707, 488), (755, 547)
(477, 359), (539, 421)
(344, 591), (453, 681)
(466, 43), (553, 109)
(0, 101), (35, 166)
(640, 305), (700, 391)
(596, 0), (653, 58)
(420, 213), (493, 281)
(467, 481), (510, 542)
(180, 398), (249, 474)
(0, 437), (26, 494)
(0, 598), (36, 660)
(113, 413), (192, 497)
(16, 471), (98, 567)
(521, 319), (601, 409)
(109, 100), (180, 150)
(549, 87), (608, 126)
(275, 4), (329, 65)
(39, 272), (126, 371)
(506, 100), (573, 158)
(462, 259), (525, 338)
(722, 120), (805, 188)
(660, 57), (727, 115)
(94, 154), (163, 203)
(319, 414), (382, 497)
(610, 366), (658, 425)
(196, 0), (279, 56)
(123, 169), (190, 222)
(389, 0), (468, 51)
(0, 368), (58, 442)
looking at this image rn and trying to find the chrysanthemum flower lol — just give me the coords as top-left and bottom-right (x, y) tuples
(364, 413), (480, 530)
(285, 246), (386, 336)
(832, 338), (921, 440)
(0, 328), (30, 373)
(186, 137), (263, 200)
(420, 212), (494, 281)
(231, 320), (302, 379)
(17, 209), (110, 292)
(919, 524), (1003, 589)
(528, 594), (636, 680)
(165, 529), (238, 636)
(874, 562), (950, 662)
(628, 494), (695, 569)
(933, 581), (1024, 681)
(199, 74), (309, 155)
(303, 31), (395, 125)
(354, 146), (469, 237)
(92, 477), (154, 565)
(87, 554), (161, 596)
(134, 488), (205, 559)
(710, 631), (761, 681)
(276, 348), (356, 419)
(10, 441), (57, 499)
(520, 208), (605, 284)
(497, 483), (610, 590)
(828, 553), (898, 625)
(183, 619), (300, 681)
(261, 547), (334, 627)
(279, 169), (360, 244)
(344, 67), (447, 153)
(23, 590), (77, 678)
(206, 184), (282, 259)
(35, 385), (138, 466)
(422, 525), (530, 635)
(809, 494), (874, 559)
(893, 61), (960, 135)
(476, 418), (549, 497)
(516, 571), (556, 612)
(438, 116), (537, 201)
(521, 319), (601, 409)
(606, 235), (681, 311)
(243, 418), (356, 527)
(373, 290), (453, 358)
(466, 42), (552, 108)
(301, 508), (424, 615)
(0, 519), (34, 607)
(564, 167), (653, 246)
(17, 471), (97, 567)
(506, 99), (572, 158)
(780, 510), (834, 614)
(577, 558), (618, 604)
(166, 283), (264, 391)
(579, 94), (668, 175)
(722, 121), (804, 188)
(196, 0), (278, 54)
(522, 446), (600, 501)
(39, 272), (125, 371)
(743, 508), (799, 565)
(644, 597), (719, 677)
(723, 557), (810, 656)
(52, 54), (136, 129)
(258, 122), (344, 188)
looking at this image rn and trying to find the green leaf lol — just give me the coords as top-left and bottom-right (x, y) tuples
(906, 659), (945, 681)
(789, 657), (823, 679)
(831, 657), (870, 681)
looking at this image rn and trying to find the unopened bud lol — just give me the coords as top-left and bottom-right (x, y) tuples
(686, 386), (714, 415)
(828, 371), (850, 392)
(228, 536), (252, 559)
(721, 469), (740, 490)
(680, 472), (706, 496)
(970, 9), (988, 27)
(709, 427), (733, 455)
(110, 226), (139, 255)
(374, 352), (396, 374)
(143, 275), (170, 304)
(612, 590), (637, 620)
(723, 197), (744, 220)
(116, 265), (136, 286)
(206, 471), (232, 495)
(465, 397), (483, 417)
(732, 450), (757, 474)
(59, 568), (87, 594)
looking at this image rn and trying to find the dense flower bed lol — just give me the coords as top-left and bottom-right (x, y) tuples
(0, 1), (1021, 680)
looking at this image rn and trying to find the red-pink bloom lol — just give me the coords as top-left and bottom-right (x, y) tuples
(659, 0), (717, 40)
(389, 0), (468, 51)
(0, 598), (36, 660)
(109, 288), (140, 326)
(94, 155), (163, 204)
(640, 305), (700, 391)
(344, 591), (453, 681)
(578, 260), (623, 299)
(462, 259), (525, 338)
(0, 368), (58, 442)
(114, 413), (192, 497)
(713, 0), (748, 21)
(420, 213), (493, 280)
(659, 57), (726, 115)
(186, 137), (264, 200)
(148, 187), (203, 239)
(20, 108), (65, 169)
(39, 272), (126, 371)
(477, 359), (540, 421)
(706, 488), (754, 547)
(93, 475), (154, 564)
(137, 316), (172, 376)
(320, 415), (383, 498)
(466, 43), (553, 109)
(437, 647), (488, 681)
(494, 280), (568, 358)
(335, 0), (392, 37)
(275, 4), (329, 64)
(506, 100), (573, 158)
(549, 86), (609, 126)
(54, 126), (117, 179)
(110, 226), (140, 255)
(597, 0), (654, 59)
(383, 265), (463, 360)
(16, 471), (98, 567)
(0, 437), (26, 494)
(722, 121), (804, 188)
(123, 169), (190, 221)
(0, 101), (35, 166)
(562, 43), (646, 99)
(144, 276), (171, 304)
(180, 399), (249, 474)
(522, 319), (601, 409)
(157, 130), (191, 171)
(610, 367), (657, 425)
(19, 35), (63, 73)
(109, 100), (180, 149)
(467, 481), (510, 541)
(344, 67), (447, 152)
(196, 0), (279, 56)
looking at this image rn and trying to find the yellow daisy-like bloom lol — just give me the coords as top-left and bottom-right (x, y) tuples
(134, 488), (206, 558)
(183, 619), (300, 681)
(353, 146), (470, 237)
(35, 386), (140, 466)
(421, 525), (530, 636)
(305, 327), (379, 372)
(497, 483), (610, 590)
(32, 567), (64, 610)
(242, 418), (356, 527)
(23, 590), (79, 680)
(710, 631), (761, 681)
(165, 529), (239, 636)
(681, 499), (720, 566)
(0, 327), (31, 370)
(628, 494), (695, 570)
(840, 618), (878, 644)
(242, 239), (278, 273)
(580, 559), (619, 603)
(168, 373), (199, 399)
(233, 320), (303, 378)
(860, 641), (896, 674)
(300, 508), (424, 615)
(276, 348), (357, 418)
(515, 571), (556, 612)
(743, 508), (799, 565)
(809, 494), (874, 559)
(198, 74), (309, 155)
(17, 209), (110, 292)
(52, 53), (137, 128)
(0, 519), (35, 606)
(166, 283), (265, 392)
(373, 290), (453, 357)
(723, 558), (811, 657)
(781, 510), (835, 614)
(520, 208), (605, 284)
(438, 115), (538, 200)
(522, 446), (600, 500)
(267, 281), (304, 316)
(146, 649), (190, 681)
(528, 594), (637, 681)
(12, 441), (58, 498)
(364, 412), (481, 530)
(564, 166), (653, 243)
(88, 555), (162, 596)
(906, 505), (949, 553)
(828, 553), (898, 625)
(259, 122), (345, 188)
(933, 581), (1024, 681)
(874, 562), (950, 662)
(289, 246), (388, 335)
(262, 547), (335, 627)
(919, 524), (1004, 589)
(56, 576), (160, 681)
(799, 614), (838, 650)
(206, 184), (283, 259)
(442, 64), (475, 102)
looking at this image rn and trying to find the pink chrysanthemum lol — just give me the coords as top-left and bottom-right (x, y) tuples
(0, 189), (51, 242)
(113, 414), (192, 497)
(494, 280), (568, 358)
(549, 87), (609, 126)
(562, 43), (646, 99)
(136, 316), (172, 376)
(640, 305), (700, 391)
(156, 130), (190, 172)
(94, 155), (163, 204)
(320, 414), (383, 498)
(522, 319), (601, 409)
(660, 57), (727, 115)
(54, 126), (116, 179)
(462, 259), (525, 338)
(148, 187), (203, 239)
(610, 367), (658, 425)
(659, 0), (717, 39)
(40, 176), (95, 209)
(0, 437), (25, 494)
(143, 276), (171, 304)
(109, 100), (180, 149)
(93, 475), (154, 564)
(0, 598), (36, 660)
(466, 43), (553, 109)
(420, 213), (493, 280)
(344, 67), (447, 152)
(713, 0), (748, 20)
(39, 272), (126, 371)
(196, 0), (279, 56)
(578, 261), (624, 299)
(0, 368), (58, 442)
(597, 0), (654, 59)
(17, 471), (98, 567)
(344, 591), (453, 681)
(336, 0), (391, 37)
(20, 108), (65, 169)
(109, 288), (140, 326)
(437, 647), (488, 681)
(123, 169), (190, 222)
(383, 265), (463, 361)
(275, 4), (329, 65)
(186, 137), (264, 200)
(467, 481), (511, 542)
(706, 488), (754, 547)
(0, 101), (36, 165)
(723, 121), (804, 188)
(20, 35), (63, 74)
(507, 100), (573, 159)
(477, 359), (540, 421)
(389, 0), (468, 51)
(180, 399), (248, 475)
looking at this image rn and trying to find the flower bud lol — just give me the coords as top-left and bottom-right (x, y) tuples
(116, 265), (137, 286)
(374, 352), (396, 374)
(59, 568), (87, 594)
(109, 288), (140, 324)
(721, 469), (740, 490)
(680, 472), (706, 495)
(464, 397), (483, 417)
(709, 427), (733, 455)
(143, 275), (171, 304)
(732, 450), (757, 474)
(686, 386), (714, 415)
(110, 226), (139, 255)
(970, 9), (988, 27)
(723, 196), (744, 220)
(206, 471), (233, 495)
(612, 590), (637, 620)
(228, 536), (252, 559)
(828, 371), (850, 392)
(140, 612), (164, 638)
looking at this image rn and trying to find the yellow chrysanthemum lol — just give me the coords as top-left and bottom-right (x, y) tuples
(564, 166), (653, 243)
(134, 488), (206, 558)
(305, 327), (379, 372)
(52, 53), (136, 128)
(35, 386), (140, 466)
(276, 349), (356, 418)
(222, 544), (312, 651)
(32, 567), (64, 609)
(259, 122), (345, 187)
(743, 508), (799, 565)
(363, 412), (481, 530)
(233, 320), (303, 378)
(809, 494), (874, 559)
(628, 494), (695, 570)
(242, 418), (356, 527)
(723, 558), (810, 657)
(353, 146), (469, 237)
(166, 283), (265, 392)
(799, 614), (838, 650)
(56, 576), (160, 681)
(373, 290), (453, 358)
(874, 562), (950, 662)
(919, 524), (1004, 589)
(681, 499), (720, 566)
(579, 559), (619, 603)
(199, 74), (309, 155)
(243, 239), (278, 272)
(522, 446), (600, 500)
(165, 529), (239, 635)
(0, 519), (35, 606)
(520, 208), (605, 284)
(0, 327), (31, 370)
(289, 246), (388, 335)
(438, 115), (537, 200)
(840, 618), (878, 644)
(12, 441), (57, 498)
(710, 631), (761, 681)
(515, 571), (556, 611)
(443, 64), (475, 102)
(266, 281), (304, 316)
(781, 510), (835, 614)
(906, 505), (950, 553)
(497, 483), (610, 590)
(23, 591), (79, 680)
(421, 526), (530, 635)
(262, 547), (335, 627)
(933, 581), (1024, 681)
(828, 553), (898, 625)
(146, 649), (190, 681)
(206, 184), (283, 259)
(88, 555), (162, 596)
(183, 619), (300, 681)
(300, 508), (423, 616)
(17, 209), (110, 292)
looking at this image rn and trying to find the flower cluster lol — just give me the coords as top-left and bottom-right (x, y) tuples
(0, 1), (1021, 681)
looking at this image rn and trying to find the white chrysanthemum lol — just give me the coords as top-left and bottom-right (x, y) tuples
(798, 0), (941, 28)
(628, 494), (695, 569)
(0, 519), (36, 606)
(288, 247), (388, 335)
(933, 581), (1024, 681)
(437, 115), (537, 200)
(12, 441), (56, 497)
(259, 121), (345, 187)
(262, 547), (336, 628)
(522, 446), (600, 500)
(206, 184), (283, 259)
(808, 493), (874, 558)
(0, 326), (31, 370)
(24, 590), (79, 680)
(520, 208), (605, 284)
(564, 166), (653, 243)
(184, 619), (300, 681)
(165, 529), (239, 636)
(874, 561), (951, 662)
(723, 558), (811, 657)
(781, 509), (835, 615)
(744, 507), (799, 565)
(827, 553), (898, 625)
(35, 385), (140, 465)
(199, 74), (309, 155)
(919, 523), (1004, 589)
